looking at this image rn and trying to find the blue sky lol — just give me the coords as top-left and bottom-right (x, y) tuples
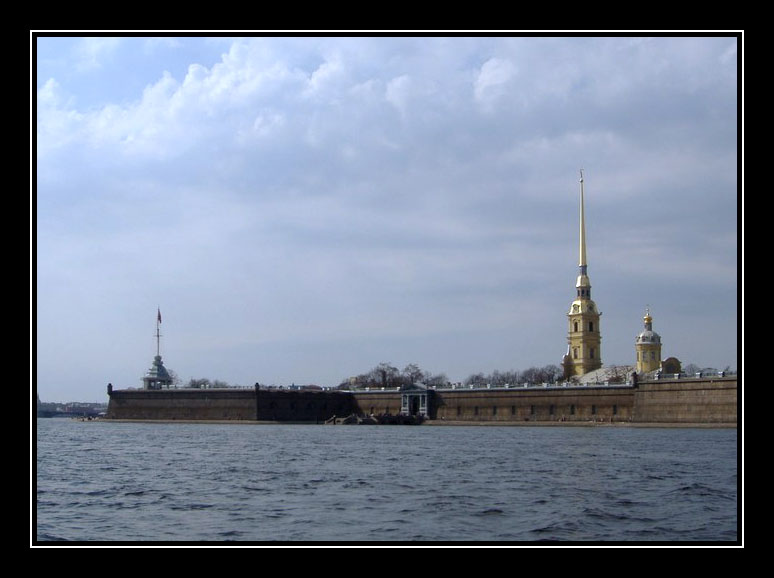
(35, 35), (740, 402)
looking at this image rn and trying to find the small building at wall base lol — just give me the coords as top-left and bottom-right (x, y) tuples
(400, 383), (431, 417)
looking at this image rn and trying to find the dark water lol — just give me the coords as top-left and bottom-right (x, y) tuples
(35, 419), (738, 543)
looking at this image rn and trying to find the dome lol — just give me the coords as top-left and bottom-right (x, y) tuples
(636, 329), (661, 344)
(636, 310), (660, 343)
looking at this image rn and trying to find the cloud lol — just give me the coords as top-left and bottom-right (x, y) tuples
(72, 37), (121, 71)
(385, 74), (412, 116)
(474, 57), (516, 109)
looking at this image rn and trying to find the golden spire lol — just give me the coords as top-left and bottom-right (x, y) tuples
(579, 169), (587, 270)
(575, 169), (590, 293)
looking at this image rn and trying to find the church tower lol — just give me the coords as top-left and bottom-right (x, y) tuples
(563, 170), (602, 378)
(635, 308), (662, 373)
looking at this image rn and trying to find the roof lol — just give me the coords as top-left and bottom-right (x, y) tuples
(576, 365), (634, 384)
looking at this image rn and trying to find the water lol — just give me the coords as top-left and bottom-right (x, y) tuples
(35, 419), (738, 543)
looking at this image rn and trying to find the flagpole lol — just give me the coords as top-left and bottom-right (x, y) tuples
(156, 308), (162, 357)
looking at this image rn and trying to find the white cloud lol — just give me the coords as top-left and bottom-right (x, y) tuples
(385, 74), (411, 115)
(474, 57), (516, 110)
(73, 37), (121, 71)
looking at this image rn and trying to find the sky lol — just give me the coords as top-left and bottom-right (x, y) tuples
(34, 34), (740, 403)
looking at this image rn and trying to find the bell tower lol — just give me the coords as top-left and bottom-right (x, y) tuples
(563, 170), (602, 378)
(635, 308), (662, 373)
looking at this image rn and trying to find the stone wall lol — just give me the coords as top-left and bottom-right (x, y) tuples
(255, 389), (354, 422)
(106, 389), (257, 420)
(431, 386), (634, 422)
(106, 375), (737, 424)
(631, 376), (737, 423)
(106, 388), (356, 422)
(351, 390), (403, 417)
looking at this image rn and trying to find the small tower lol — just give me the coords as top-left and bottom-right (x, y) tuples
(635, 308), (662, 374)
(563, 170), (602, 378)
(142, 308), (174, 390)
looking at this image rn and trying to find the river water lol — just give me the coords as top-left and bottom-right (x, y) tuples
(35, 419), (739, 543)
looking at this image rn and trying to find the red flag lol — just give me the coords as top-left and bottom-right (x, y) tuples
(157, 308), (162, 324)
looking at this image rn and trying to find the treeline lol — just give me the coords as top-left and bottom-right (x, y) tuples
(464, 365), (564, 386)
(339, 362), (566, 390)
(186, 378), (233, 389)
(340, 362), (448, 390)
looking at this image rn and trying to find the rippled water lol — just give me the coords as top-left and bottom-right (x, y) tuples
(35, 419), (738, 543)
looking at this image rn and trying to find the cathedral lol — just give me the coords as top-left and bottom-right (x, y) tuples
(561, 171), (676, 381)
(562, 170), (602, 379)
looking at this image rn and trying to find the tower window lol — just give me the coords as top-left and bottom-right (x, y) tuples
(590, 347), (595, 359)
(589, 321), (594, 332)
(574, 321), (579, 332)
(573, 348), (578, 359)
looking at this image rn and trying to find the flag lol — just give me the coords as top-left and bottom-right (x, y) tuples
(157, 308), (162, 324)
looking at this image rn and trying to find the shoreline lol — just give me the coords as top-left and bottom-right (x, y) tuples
(85, 418), (737, 428)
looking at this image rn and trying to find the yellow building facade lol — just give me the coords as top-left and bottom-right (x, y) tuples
(635, 309), (662, 373)
(563, 171), (602, 378)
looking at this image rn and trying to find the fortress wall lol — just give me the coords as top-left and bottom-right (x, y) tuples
(255, 390), (355, 422)
(351, 391), (403, 417)
(106, 388), (356, 422)
(106, 376), (737, 424)
(432, 387), (635, 422)
(106, 389), (257, 420)
(632, 376), (737, 423)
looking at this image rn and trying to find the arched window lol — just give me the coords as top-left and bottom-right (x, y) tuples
(574, 321), (579, 332)
(589, 321), (594, 332)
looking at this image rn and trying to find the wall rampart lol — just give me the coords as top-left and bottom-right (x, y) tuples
(106, 389), (256, 420)
(632, 376), (737, 423)
(106, 388), (356, 422)
(105, 375), (737, 424)
(432, 386), (634, 422)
